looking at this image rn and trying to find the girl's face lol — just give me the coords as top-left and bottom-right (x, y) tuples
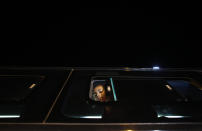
(93, 85), (106, 102)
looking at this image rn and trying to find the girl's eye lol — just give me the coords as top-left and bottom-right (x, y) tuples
(93, 93), (97, 97)
(98, 89), (103, 93)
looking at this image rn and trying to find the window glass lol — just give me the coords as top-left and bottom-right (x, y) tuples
(62, 75), (202, 122)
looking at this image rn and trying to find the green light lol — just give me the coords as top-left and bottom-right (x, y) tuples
(110, 78), (117, 101)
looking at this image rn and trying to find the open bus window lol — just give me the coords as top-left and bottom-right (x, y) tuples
(89, 77), (117, 102)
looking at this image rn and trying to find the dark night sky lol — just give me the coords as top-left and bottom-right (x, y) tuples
(0, 2), (201, 67)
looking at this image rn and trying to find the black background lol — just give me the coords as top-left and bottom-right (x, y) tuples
(0, 1), (201, 68)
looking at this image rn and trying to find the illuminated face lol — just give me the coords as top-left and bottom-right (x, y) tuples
(93, 85), (106, 102)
